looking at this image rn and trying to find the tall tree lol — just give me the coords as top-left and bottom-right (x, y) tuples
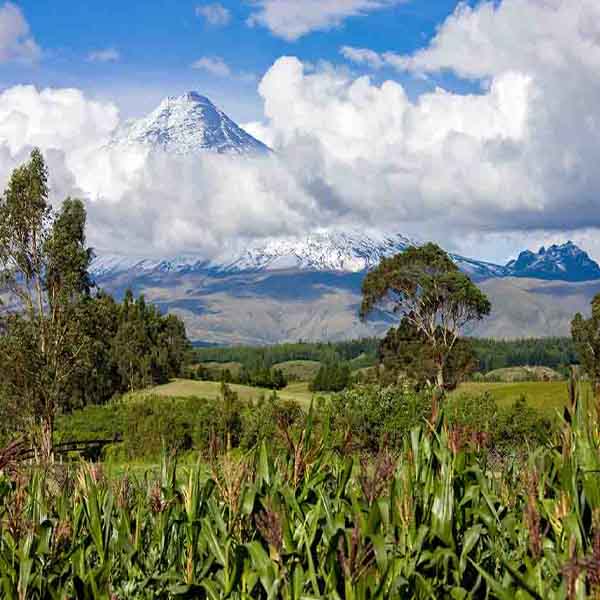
(0, 150), (93, 459)
(572, 295), (600, 397)
(378, 317), (476, 390)
(360, 243), (491, 390)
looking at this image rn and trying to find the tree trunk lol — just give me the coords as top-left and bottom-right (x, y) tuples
(435, 362), (445, 390)
(40, 415), (54, 464)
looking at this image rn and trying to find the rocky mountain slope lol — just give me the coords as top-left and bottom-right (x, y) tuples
(507, 242), (600, 281)
(92, 236), (600, 344)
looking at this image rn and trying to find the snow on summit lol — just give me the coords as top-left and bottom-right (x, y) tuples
(110, 92), (270, 156)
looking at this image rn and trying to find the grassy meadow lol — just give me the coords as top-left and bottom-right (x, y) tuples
(150, 375), (573, 415)
(148, 378), (325, 408)
(451, 380), (571, 414)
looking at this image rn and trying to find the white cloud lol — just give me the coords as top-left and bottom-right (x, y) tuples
(191, 56), (232, 77)
(387, 0), (600, 80)
(196, 3), (231, 26)
(87, 48), (121, 63)
(340, 45), (384, 69)
(0, 2), (40, 62)
(247, 0), (402, 41)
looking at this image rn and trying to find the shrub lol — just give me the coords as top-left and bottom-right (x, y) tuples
(240, 393), (304, 449)
(445, 392), (552, 453)
(324, 384), (432, 450)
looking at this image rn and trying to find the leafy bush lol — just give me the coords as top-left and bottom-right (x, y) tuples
(324, 384), (432, 450)
(240, 393), (304, 449)
(445, 392), (552, 452)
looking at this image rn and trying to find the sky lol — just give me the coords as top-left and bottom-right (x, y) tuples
(2, 0), (600, 264)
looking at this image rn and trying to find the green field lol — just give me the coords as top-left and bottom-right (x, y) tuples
(452, 380), (574, 413)
(148, 378), (325, 407)
(148, 377), (577, 415)
(272, 359), (322, 381)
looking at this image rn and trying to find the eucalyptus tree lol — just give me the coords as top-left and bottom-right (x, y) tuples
(361, 243), (491, 390)
(0, 149), (93, 459)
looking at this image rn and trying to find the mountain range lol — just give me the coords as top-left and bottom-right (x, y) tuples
(92, 92), (600, 344)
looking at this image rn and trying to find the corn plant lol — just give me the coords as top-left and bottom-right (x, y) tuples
(2, 391), (600, 598)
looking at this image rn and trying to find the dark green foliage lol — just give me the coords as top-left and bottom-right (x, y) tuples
(325, 384), (433, 450)
(56, 390), (308, 460)
(495, 396), (553, 449)
(378, 317), (476, 390)
(572, 294), (600, 394)
(240, 393), (304, 449)
(112, 291), (189, 392)
(361, 243), (491, 388)
(193, 338), (379, 369)
(446, 392), (552, 452)
(0, 152), (190, 453)
(192, 336), (578, 377)
(191, 362), (288, 389)
(472, 336), (577, 373)
(0, 151), (93, 456)
(310, 361), (351, 392)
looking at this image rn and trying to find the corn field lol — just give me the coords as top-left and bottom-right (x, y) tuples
(2, 391), (600, 599)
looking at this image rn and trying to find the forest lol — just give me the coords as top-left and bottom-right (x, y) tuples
(193, 336), (578, 377)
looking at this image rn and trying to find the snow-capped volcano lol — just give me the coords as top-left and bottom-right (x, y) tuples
(506, 241), (600, 281)
(110, 92), (270, 156)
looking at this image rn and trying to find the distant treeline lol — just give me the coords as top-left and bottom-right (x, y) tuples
(472, 337), (578, 372)
(193, 336), (578, 374)
(192, 339), (379, 369)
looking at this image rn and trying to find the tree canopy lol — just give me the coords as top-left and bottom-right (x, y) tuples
(361, 243), (491, 389)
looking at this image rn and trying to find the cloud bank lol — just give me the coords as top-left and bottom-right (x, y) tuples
(1, 0), (600, 262)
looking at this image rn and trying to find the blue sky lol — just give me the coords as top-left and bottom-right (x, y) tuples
(11, 0), (467, 121)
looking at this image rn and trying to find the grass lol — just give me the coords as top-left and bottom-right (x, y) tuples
(482, 365), (563, 382)
(147, 378), (326, 408)
(451, 380), (574, 414)
(149, 377), (575, 414)
(272, 360), (321, 381)
(199, 361), (243, 376)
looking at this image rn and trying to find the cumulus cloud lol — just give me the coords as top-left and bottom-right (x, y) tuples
(3, 0), (600, 263)
(250, 0), (600, 258)
(191, 56), (232, 77)
(0, 2), (40, 62)
(196, 3), (231, 27)
(87, 48), (120, 63)
(247, 0), (402, 41)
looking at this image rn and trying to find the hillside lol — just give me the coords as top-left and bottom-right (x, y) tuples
(95, 267), (600, 344)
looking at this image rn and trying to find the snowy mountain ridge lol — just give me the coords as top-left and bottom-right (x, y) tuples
(90, 234), (600, 283)
(91, 230), (510, 281)
(109, 91), (270, 156)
